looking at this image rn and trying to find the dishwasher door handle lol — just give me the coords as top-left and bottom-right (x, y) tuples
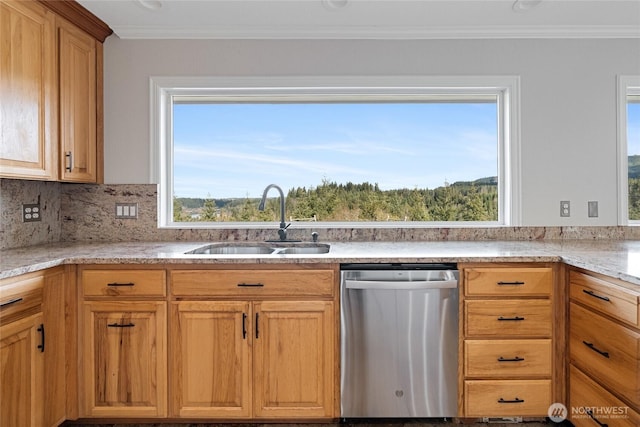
(344, 278), (458, 290)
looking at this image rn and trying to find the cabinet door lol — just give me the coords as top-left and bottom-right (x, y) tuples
(253, 301), (335, 418)
(58, 18), (96, 182)
(82, 301), (166, 417)
(0, 313), (44, 427)
(0, 0), (56, 180)
(170, 301), (251, 418)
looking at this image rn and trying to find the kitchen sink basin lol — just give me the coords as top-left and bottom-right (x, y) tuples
(185, 243), (275, 255)
(274, 245), (331, 254)
(185, 242), (330, 255)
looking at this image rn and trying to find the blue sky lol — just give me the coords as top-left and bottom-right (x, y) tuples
(172, 102), (498, 199)
(630, 102), (640, 156)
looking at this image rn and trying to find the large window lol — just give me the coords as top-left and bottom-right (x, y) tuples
(618, 76), (640, 224)
(151, 77), (520, 228)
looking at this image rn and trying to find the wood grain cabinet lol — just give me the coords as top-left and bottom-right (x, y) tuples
(0, 0), (109, 183)
(79, 268), (167, 418)
(460, 264), (558, 418)
(568, 269), (640, 427)
(0, 0), (57, 180)
(0, 267), (67, 427)
(169, 266), (338, 420)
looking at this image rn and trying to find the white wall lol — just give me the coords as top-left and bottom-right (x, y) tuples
(102, 37), (640, 226)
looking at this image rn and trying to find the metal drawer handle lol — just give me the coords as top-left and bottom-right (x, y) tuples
(497, 281), (525, 286)
(583, 341), (610, 358)
(497, 316), (525, 321)
(498, 397), (524, 404)
(107, 282), (135, 287)
(586, 409), (609, 427)
(0, 297), (23, 308)
(582, 289), (610, 302)
(37, 324), (45, 353)
(237, 283), (264, 287)
(498, 356), (525, 362)
(65, 151), (73, 172)
(107, 323), (135, 328)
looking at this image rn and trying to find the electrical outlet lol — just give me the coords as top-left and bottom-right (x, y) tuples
(22, 203), (41, 222)
(560, 201), (570, 217)
(115, 203), (138, 219)
(588, 201), (599, 217)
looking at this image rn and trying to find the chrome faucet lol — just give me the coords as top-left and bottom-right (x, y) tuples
(258, 184), (294, 241)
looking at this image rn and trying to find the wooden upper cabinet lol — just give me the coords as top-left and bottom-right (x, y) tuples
(57, 16), (97, 182)
(0, 0), (57, 180)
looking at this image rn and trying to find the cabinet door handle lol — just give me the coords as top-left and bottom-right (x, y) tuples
(237, 283), (264, 287)
(497, 281), (525, 286)
(107, 282), (135, 287)
(242, 313), (247, 339)
(255, 313), (260, 339)
(583, 341), (610, 358)
(37, 324), (45, 353)
(498, 397), (524, 404)
(107, 323), (135, 328)
(582, 289), (610, 302)
(497, 316), (525, 321)
(65, 151), (73, 172)
(0, 297), (23, 308)
(586, 409), (609, 427)
(497, 356), (525, 362)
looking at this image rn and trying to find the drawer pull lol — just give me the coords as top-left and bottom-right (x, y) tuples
(498, 397), (524, 404)
(586, 409), (609, 427)
(497, 316), (525, 321)
(107, 323), (135, 328)
(582, 341), (610, 358)
(237, 283), (265, 287)
(497, 281), (525, 286)
(0, 297), (23, 308)
(107, 282), (135, 287)
(497, 356), (525, 362)
(37, 324), (45, 353)
(242, 313), (247, 339)
(255, 313), (260, 339)
(582, 289), (610, 302)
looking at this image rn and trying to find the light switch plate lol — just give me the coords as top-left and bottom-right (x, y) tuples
(115, 203), (138, 219)
(588, 201), (598, 217)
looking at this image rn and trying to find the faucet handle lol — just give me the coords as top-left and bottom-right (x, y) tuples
(311, 232), (319, 243)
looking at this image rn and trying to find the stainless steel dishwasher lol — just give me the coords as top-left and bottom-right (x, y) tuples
(340, 263), (459, 419)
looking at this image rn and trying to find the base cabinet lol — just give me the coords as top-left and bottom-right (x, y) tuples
(169, 267), (338, 420)
(0, 313), (45, 427)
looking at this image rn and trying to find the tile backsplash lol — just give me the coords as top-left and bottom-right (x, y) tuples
(1, 179), (639, 250)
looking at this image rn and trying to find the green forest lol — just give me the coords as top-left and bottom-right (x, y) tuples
(173, 178), (499, 223)
(174, 155), (640, 223)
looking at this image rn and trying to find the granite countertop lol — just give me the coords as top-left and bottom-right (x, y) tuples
(1, 240), (640, 289)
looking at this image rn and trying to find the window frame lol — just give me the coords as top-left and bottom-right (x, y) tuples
(617, 75), (640, 225)
(150, 76), (521, 228)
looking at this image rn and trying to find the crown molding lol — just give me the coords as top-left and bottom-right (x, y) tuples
(111, 24), (640, 40)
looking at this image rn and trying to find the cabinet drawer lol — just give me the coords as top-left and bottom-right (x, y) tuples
(82, 269), (166, 297)
(570, 271), (639, 327)
(465, 339), (552, 378)
(464, 379), (551, 417)
(570, 365), (640, 427)
(465, 300), (552, 337)
(171, 269), (335, 298)
(465, 267), (552, 297)
(570, 302), (640, 406)
(0, 273), (44, 324)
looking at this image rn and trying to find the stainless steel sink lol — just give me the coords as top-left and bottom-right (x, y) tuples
(273, 244), (330, 254)
(185, 243), (275, 255)
(185, 242), (330, 255)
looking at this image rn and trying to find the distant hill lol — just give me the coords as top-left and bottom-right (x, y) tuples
(630, 155), (640, 179)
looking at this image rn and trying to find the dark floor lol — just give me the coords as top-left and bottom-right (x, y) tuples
(60, 418), (561, 427)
